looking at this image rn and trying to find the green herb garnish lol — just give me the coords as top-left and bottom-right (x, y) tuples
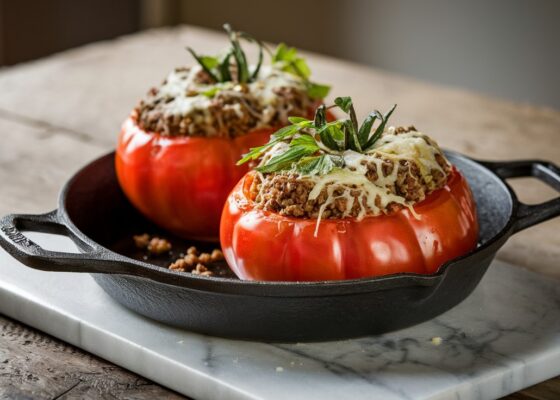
(186, 24), (329, 98)
(272, 43), (330, 99)
(238, 97), (397, 176)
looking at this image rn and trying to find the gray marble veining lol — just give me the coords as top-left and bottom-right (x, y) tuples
(0, 232), (559, 400)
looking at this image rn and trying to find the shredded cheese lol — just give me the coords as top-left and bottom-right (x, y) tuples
(282, 128), (447, 236)
(150, 65), (308, 136)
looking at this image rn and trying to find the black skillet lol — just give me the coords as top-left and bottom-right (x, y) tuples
(0, 151), (559, 342)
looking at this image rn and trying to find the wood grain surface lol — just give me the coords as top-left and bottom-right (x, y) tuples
(0, 25), (558, 399)
(0, 315), (185, 399)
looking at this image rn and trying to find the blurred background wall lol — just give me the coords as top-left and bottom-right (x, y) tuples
(1, 0), (559, 109)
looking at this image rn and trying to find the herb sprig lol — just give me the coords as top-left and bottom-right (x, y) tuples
(186, 24), (329, 99)
(238, 97), (397, 176)
(272, 43), (331, 99)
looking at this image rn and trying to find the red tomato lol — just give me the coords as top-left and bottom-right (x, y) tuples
(220, 167), (479, 281)
(116, 107), (332, 240)
(116, 114), (272, 240)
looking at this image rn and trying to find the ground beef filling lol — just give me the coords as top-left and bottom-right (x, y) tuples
(135, 67), (313, 138)
(249, 147), (450, 219)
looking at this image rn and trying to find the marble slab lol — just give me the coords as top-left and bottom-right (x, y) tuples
(0, 231), (559, 400)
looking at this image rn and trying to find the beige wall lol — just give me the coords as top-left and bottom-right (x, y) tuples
(150, 0), (560, 109)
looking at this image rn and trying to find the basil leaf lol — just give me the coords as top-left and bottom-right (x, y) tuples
(199, 56), (219, 69)
(238, 124), (302, 165)
(273, 44), (310, 79)
(290, 134), (320, 151)
(218, 51), (232, 82)
(307, 83), (331, 99)
(202, 87), (221, 98)
(186, 47), (219, 82)
(334, 97), (353, 113)
(296, 154), (335, 176)
(314, 105), (327, 128)
(288, 116), (309, 124)
(358, 111), (381, 147)
(271, 124), (300, 140)
(292, 58), (311, 79)
(223, 24), (249, 83)
(237, 145), (268, 165)
(345, 119), (362, 152)
(257, 145), (316, 173)
(319, 129), (340, 151)
(318, 122), (344, 151)
(252, 45), (264, 80)
(273, 43), (297, 63)
(364, 104), (397, 150)
(239, 32), (264, 81)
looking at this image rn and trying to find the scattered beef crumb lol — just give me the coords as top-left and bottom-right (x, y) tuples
(191, 263), (213, 276)
(168, 246), (224, 276)
(134, 233), (172, 255)
(147, 237), (172, 255)
(133, 233), (150, 249)
(133, 234), (226, 276)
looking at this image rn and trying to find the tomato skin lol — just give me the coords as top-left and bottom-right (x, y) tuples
(220, 167), (479, 281)
(116, 115), (272, 240)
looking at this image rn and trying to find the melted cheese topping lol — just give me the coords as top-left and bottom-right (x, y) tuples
(263, 128), (448, 236)
(372, 127), (446, 178)
(150, 65), (309, 134)
(307, 169), (415, 236)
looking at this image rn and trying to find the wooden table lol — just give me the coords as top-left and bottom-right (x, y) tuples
(0, 25), (558, 399)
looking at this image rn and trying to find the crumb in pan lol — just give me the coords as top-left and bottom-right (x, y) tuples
(133, 233), (172, 255)
(168, 246), (225, 276)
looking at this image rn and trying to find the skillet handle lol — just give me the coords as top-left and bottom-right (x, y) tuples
(479, 160), (560, 233)
(0, 210), (132, 275)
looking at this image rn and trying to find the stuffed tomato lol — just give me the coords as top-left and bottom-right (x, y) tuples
(116, 25), (330, 240)
(221, 97), (479, 281)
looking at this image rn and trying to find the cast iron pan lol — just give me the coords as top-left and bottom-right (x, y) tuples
(0, 151), (559, 342)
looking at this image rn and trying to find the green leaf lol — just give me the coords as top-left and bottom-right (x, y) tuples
(288, 116), (309, 124)
(252, 44), (264, 80)
(257, 145), (316, 173)
(315, 118), (342, 150)
(345, 119), (362, 152)
(272, 43), (297, 63)
(295, 154), (335, 176)
(223, 23), (250, 83)
(290, 134), (320, 151)
(239, 32), (264, 81)
(273, 44), (310, 79)
(358, 111), (381, 147)
(199, 56), (219, 69)
(201, 86), (221, 98)
(314, 105), (327, 128)
(334, 96), (359, 136)
(186, 47), (219, 82)
(364, 104), (398, 150)
(325, 122), (346, 142)
(271, 123), (301, 140)
(307, 82), (330, 99)
(238, 124), (301, 165)
(292, 58), (311, 79)
(319, 129), (340, 150)
(273, 43), (329, 100)
(334, 97), (353, 113)
(318, 122), (345, 151)
(218, 51), (233, 82)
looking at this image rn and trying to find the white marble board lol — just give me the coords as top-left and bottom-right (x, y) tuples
(0, 232), (559, 400)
